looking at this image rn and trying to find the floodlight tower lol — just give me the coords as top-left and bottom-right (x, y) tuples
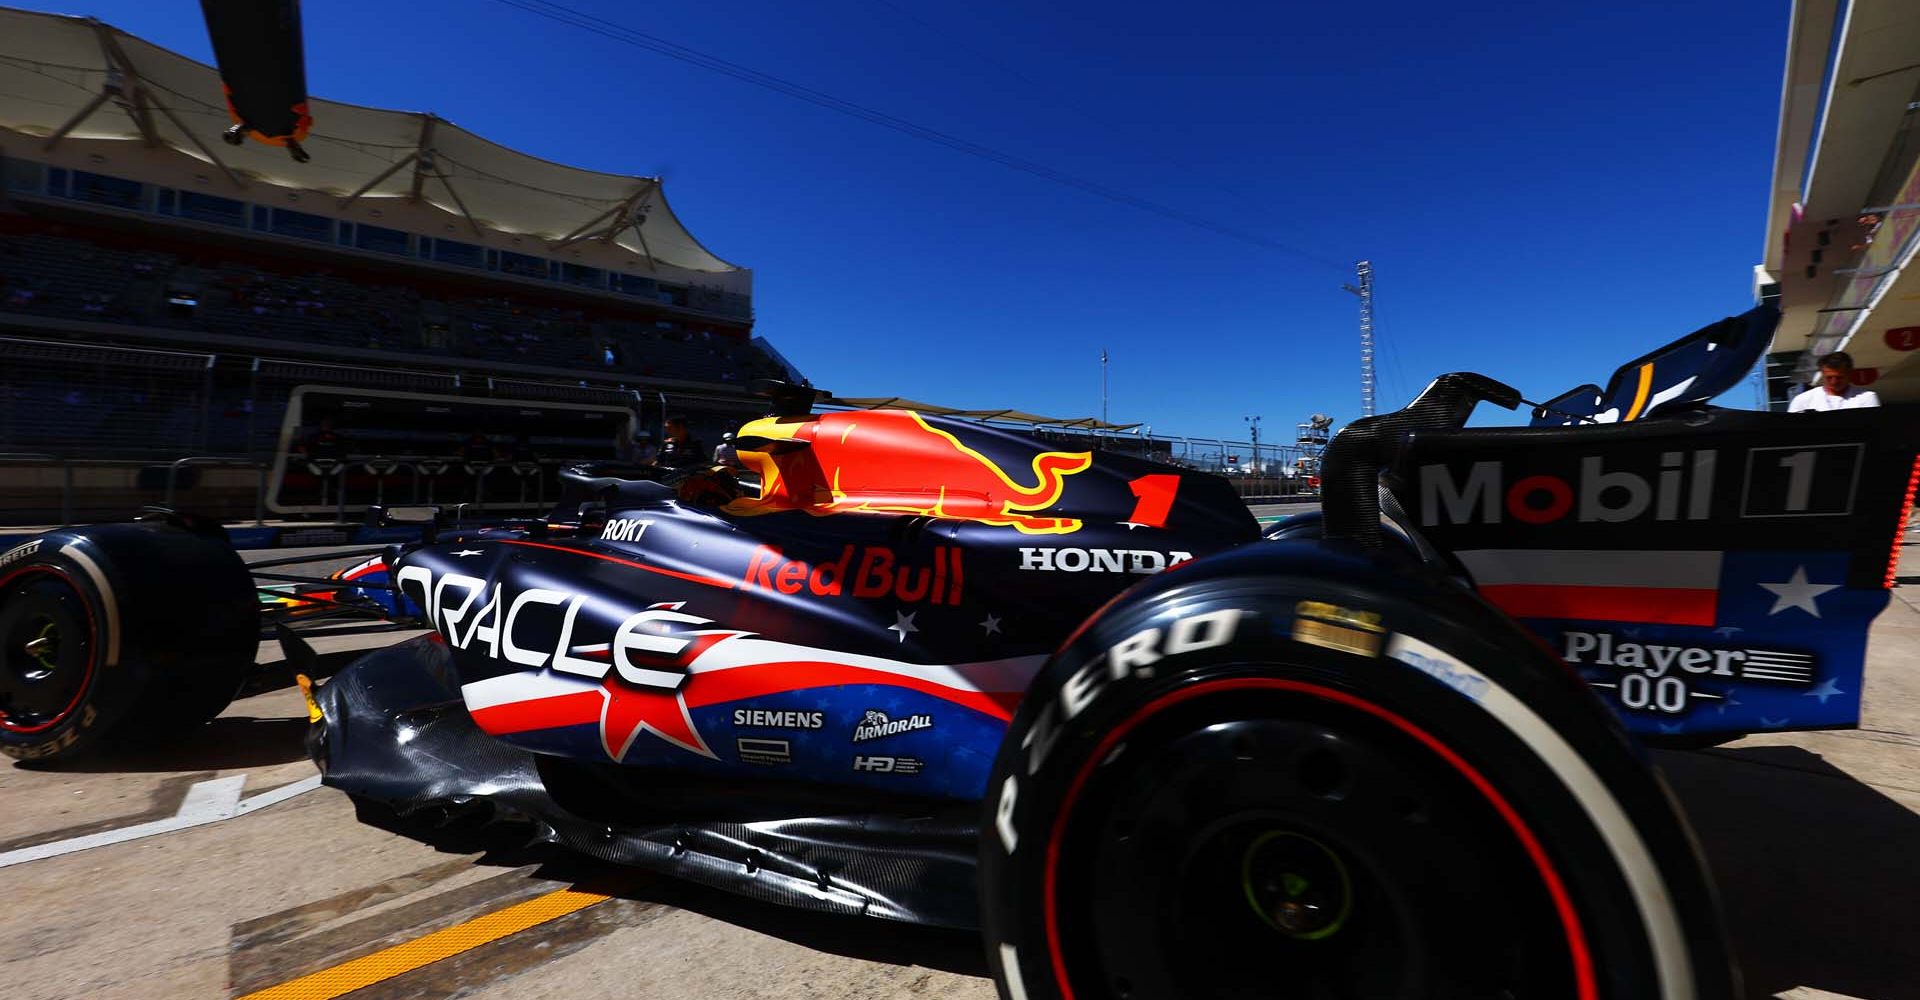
(1101, 348), (1109, 426)
(1342, 260), (1376, 418)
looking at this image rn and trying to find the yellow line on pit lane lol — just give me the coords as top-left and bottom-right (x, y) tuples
(235, 887), (611, 1000)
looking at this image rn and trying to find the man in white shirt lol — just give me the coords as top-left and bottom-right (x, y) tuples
(1789, 351), (1882, 411)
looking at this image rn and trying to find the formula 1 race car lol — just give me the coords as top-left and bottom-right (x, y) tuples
(2, 304), (1915, 999)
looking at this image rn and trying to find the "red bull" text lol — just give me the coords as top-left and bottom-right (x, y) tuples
(743, 544), (965, 605)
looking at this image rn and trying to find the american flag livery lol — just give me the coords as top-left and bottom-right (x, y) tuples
(1456, 549), (1887, 735)
(460, 633), (1045, 797)
(1459, 549), (1723, 627)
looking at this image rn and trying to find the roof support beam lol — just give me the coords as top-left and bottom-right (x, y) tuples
(399, 114), (480, 239)
(545, 181), (656, 252)
(431, 169), (485, 240)
(408, 115), (438, 204)
(598, 181), (655, 246)
(124, 77), (160, 148)
(57, 19), (246, 189)
(546, 201), (626, 251)
(148, 98), (247, 190)
(628, 216), (657, 272)
(90, 21), (159, 148)
(337, 152), (418, 210)
(41, 90), (112, 152)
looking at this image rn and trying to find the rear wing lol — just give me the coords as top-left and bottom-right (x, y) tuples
(1393, 405), (1917, 738)
(1531, 305), (1779, 427)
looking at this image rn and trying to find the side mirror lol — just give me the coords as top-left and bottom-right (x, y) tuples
(750, 379), (831, 417)
(732, 435), (811, 455)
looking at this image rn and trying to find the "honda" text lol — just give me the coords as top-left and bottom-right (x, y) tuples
(1018, 547), (1193, 573)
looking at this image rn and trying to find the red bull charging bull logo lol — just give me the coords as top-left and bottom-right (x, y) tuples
(724, 410), (1093, 534)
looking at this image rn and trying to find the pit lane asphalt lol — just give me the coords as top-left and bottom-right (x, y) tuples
(0, 538), (1915, 999)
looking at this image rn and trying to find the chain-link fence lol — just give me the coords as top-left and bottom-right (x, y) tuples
(234, 357), (463, 457)
(0, 336), (215, 458)
(0, 334), (1330, 521)
(0, 335), (769, 523)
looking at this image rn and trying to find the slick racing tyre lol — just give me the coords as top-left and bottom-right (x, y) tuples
(0, 522), (258, 763)
(981, 547), (1735, 1000)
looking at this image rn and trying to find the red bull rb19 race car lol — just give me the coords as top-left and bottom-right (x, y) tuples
(1, 304), (1915, 999)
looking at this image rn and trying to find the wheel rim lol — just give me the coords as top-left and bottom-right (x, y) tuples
(0, 569), (96, 734)
(1239, 829), (1354, 941)
(1047, 681), (1586, 1000)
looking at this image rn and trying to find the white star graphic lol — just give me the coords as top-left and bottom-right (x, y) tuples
(1759, 565), (1839, 618)
(1715, 695), (1742, 715)
(888, 610), (919, 643)
(452, 549), (485, 557)
(1120, 521), (1149, 531)
(979, 613), (1002, 636)
(1802, 678), (1845, 704)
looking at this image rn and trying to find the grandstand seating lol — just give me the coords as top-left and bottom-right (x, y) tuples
(0, 232), (175, 323)
(0, 220), (784, 387)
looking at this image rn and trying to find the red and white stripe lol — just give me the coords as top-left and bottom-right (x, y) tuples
(1456, 549), (1722, 627)
(460, 635), (1046, 738)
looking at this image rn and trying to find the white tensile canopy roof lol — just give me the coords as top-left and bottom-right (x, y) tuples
(0, 6), (740, 274)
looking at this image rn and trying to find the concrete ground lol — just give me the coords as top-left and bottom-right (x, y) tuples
(0, 539), (1915, 999)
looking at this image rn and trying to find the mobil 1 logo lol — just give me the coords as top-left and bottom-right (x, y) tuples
(1741, 443), (1862, 518)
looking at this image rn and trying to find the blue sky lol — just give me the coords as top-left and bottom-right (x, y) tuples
(63, 0), (1787, 439)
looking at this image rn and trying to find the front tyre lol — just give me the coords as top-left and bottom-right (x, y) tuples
(981, 551), (1734, 1000)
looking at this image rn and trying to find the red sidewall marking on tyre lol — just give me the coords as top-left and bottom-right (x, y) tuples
(1040, 676), (1599, 1000)
(0, 565), (97, 734)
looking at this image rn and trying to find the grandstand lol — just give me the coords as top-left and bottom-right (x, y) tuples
(0, 7), (1315, 524)
(0, 6), (788, 521)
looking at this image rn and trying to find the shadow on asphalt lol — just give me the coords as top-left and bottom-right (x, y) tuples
(42, 716), (313, 773)
(277, 739), (1920, 992)
(624, 875), (990, 979)
(349, 793), (991, 980)
(1656, 744), (1920, 1000)
(240, 645), (368, 697)
(349, 815), (993, 980)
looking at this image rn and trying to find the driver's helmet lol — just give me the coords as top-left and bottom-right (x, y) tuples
(676, 467), (740, 507)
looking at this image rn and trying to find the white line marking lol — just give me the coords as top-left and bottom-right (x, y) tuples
(997, 943), (1029, 1000)
(236, 774), (326, 815)
(0, 771), (324, 869)
(176, 773), (247, 820)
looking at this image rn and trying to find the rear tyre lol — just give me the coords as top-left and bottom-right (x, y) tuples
(981, 559), (1735, 1000)
(0, 523), (258, 763)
